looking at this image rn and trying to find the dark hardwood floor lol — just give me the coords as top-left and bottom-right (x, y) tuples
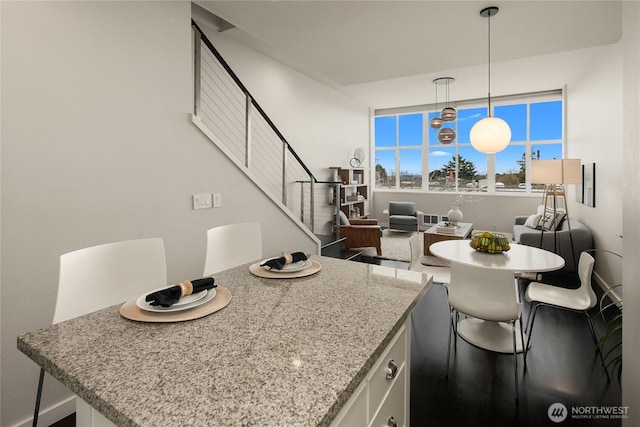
(51, 258), (622, 427)
(409, 271), (622, 427)
(50, 413), (74, 427)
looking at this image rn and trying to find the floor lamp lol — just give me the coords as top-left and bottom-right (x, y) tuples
(531, 159), (582, 271)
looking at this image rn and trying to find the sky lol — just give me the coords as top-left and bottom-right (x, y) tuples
(375, 100), (563, 177)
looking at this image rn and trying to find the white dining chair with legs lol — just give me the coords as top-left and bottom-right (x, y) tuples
(203, 222), (262, 276)
(445, 265), (525, 403)
(408, 233), (451, 285)
(33, 238), (167, 426)
(524, 251), (608, 379)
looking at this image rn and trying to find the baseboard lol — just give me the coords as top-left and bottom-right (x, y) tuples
(593, 270), (622, 306)
(12, 396), (75, 427)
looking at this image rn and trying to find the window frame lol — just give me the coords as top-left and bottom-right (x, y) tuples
(372, 89), (565, 194)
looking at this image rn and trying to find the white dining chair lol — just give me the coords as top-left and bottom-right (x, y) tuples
(33, 238), (167, 426)
(203, 222), (262, 276)
(408, 233), (451, 285)
(524, 251), (607, 377)
(445, 265), (525, 403)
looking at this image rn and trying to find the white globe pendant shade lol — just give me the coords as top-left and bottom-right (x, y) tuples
(470, 116), (511, 154)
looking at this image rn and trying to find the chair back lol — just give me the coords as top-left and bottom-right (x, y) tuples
(448, 265), (521, 322)
(203, 222), (262, 276)
(408, 233), (451, 284)
(577, 251), (597, 309)
(408, 233), (423, 269)
(54, 238), (167, 324)
(389, 201), (416, 216)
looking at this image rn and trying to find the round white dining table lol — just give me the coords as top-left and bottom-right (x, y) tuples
(430, 240), (565, 353)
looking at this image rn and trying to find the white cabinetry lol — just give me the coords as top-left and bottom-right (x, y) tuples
(331, 317), (411, 427)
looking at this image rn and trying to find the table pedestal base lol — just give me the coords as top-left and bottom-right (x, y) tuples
(457, 318), (526, 354)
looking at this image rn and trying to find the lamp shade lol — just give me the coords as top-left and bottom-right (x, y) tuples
(429, 116), (443, 129)
(441, 107), (457, 122)
(531, 159), (582, 184)
(470, 117), (511, 154)
(437, 127), (456, 144)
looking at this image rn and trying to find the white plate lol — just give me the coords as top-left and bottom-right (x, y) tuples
(174, 290), (208, 307)
(137, 288), (216, 313)
(261, 258), (312, 273)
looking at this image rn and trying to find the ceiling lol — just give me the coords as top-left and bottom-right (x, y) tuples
(195, 1), (622, 87)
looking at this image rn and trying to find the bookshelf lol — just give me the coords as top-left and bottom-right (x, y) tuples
(330, 167), (369, 219)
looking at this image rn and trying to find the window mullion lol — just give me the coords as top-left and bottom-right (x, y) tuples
(395, 116), (400, 190)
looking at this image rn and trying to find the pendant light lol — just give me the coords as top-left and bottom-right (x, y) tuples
(433, 77), (456, 144)
(429, 79), (443, 129)
(470, 6), (511, 154)
(438, 127), (456, 144)
(441, 77), (457, 122)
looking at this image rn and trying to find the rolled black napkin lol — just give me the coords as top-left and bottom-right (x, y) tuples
(260, 252), (308, 270)
(145, 277), (216, 307)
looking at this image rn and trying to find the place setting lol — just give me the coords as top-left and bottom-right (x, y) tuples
(249, 251), (321, 279)
(120, 277), (232, 322)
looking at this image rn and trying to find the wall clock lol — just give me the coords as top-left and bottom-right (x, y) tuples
(350, 148), (365, 168)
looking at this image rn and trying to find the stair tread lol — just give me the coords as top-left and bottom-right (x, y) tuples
(315, 234), (346, 249)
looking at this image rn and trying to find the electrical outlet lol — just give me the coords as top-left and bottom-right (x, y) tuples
(193, 193), (212, 210)
(213, 193), (222, 208)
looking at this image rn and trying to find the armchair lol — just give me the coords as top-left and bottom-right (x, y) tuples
(337, 211), (382, 255)
(384, 201), (423, 232)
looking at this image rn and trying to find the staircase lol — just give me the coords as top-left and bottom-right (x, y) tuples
(317, 234), (362, 261)
(191, 20), (346, 252)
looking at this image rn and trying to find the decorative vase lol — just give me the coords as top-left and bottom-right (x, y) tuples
(447, 208), (463, 223)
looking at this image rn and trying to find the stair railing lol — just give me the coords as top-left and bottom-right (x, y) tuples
(192, 20), (336, 235)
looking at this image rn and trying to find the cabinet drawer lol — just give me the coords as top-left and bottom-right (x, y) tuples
(331, 381), (367, 427)
(368, 326), (406, 420)
(370, 364), (406, 427)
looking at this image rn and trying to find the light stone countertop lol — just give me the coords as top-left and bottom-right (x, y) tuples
(18, 256), (431, 427)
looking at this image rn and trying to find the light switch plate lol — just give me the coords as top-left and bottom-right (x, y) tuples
(193, 193), (212, 210)
(213, 193), (222, 208)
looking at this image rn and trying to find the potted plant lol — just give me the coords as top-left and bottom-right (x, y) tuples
(598, 283), (622, 384)
(448, 194), (481, 223)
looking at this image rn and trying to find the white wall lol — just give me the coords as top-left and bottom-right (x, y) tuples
(622, 0), (640, 420)
(344, 48), (611, 110)
(371, 191), (540, 233)
(0, 2), (331, 425)
(565, 43), (624, 290)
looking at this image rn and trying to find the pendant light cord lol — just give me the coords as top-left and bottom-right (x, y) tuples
(435, 82), (438, 111)
(446, 80), (450, 108)
(487, 10), (492, 116)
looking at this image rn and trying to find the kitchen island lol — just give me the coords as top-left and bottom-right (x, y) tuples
(18, 256), (431, 426)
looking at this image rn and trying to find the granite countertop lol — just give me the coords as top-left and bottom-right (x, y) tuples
(18, 256), (431, 427)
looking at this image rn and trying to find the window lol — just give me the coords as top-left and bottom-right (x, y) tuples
(374, 91), (564, 193)
(374, 113), (423, 189)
